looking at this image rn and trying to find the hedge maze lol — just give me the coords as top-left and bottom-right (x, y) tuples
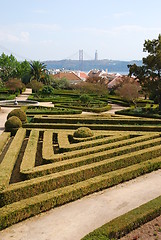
(1, 114), (161, 230)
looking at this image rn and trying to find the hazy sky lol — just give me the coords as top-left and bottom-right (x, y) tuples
(0, 0), (161, 61)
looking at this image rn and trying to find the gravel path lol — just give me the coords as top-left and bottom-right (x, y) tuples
(1, 170), (161, 240)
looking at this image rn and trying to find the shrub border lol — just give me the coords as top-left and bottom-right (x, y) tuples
(1, 157), (161, 230)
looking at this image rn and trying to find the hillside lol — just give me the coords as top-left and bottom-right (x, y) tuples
(44, 59), (142, 73)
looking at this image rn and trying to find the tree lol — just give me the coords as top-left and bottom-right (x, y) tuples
(0, 53), (20, 82)
(128, 34), (161, 109)
(41, 85), (54, 95)
(51, 77), (70, 89)
(30, 80), (43, 94)
(116, 78), (141, 107)
(5, 78), (25, 94)
(73, 82), (108, 96)
(18, 60), (31, 84)
(80, 94), (92, 105)
(30, 61), (48, 84)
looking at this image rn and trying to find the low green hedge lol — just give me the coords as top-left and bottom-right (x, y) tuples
(1, 157), (161, 230)
(26, 107), (82, 115)
(20, 130), (39, 174)
(0, 94), (16, 100)
(23, 122), (161, 131)
(82, 196), (161, 240)
(0, 128), (26, 191)
(0, 132), (10, 154)
(116, 108), (161, 119)
(58, 133), (130, 152)
(42, 130), (55, 161)
(54, 103), (111, 113)
(33, 116), (161, 125)
(2, 139), (161, 206)
(20, 135), (161, 180)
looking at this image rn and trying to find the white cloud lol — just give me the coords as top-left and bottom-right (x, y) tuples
(0, 30), (30, 43)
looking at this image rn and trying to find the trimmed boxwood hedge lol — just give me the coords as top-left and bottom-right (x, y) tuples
(20, 135), (161, 180)
(81, 196), (161, 240)
(0, 128), (26, 191)
(20, 130), (39, 173)
(42, 130), (55, 161)
(0, 132), (10, 154)
(5, 116), (22, 135)
(2, 139), (161, 207)
(54, 103), (111, 113)
(116, 108), (161, 119)
(7, 109), (27, 124)
(26, 107), (82, 115)
(23, 122), (161, 132)
(1, 157), (161, 230)
(33, 116), (161, 125)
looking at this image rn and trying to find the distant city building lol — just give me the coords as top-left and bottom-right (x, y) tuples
(74, 71), (88, 81)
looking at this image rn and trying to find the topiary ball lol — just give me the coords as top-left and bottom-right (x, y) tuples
(7, 109), (27, 124)
(73, 127), (94, 138)
(5, 116), (22, 135)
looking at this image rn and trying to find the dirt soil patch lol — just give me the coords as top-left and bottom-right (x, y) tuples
(121, 215), (161, 240)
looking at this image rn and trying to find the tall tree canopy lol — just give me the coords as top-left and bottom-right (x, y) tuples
(128, 34), (161, 109)
(0, 53), (31, 84)
(30, 61), (49, 84)
(0, 53), (19, 81)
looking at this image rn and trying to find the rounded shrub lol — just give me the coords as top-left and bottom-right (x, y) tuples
(80, 94), (91, 105)
(5, 116), (22, 135)
(73, 127), (94, 138)
(7, 109), (27, 124)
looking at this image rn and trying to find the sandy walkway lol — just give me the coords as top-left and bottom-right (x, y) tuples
(106, 103), (128, 114)
(0, 89), (32, 134)
(1, 170), (161, 240)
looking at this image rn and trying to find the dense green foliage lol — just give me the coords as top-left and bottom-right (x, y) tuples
(7, 109), (27, 123)
(128, 34), (161, 110)
(30, 61), (49, 84)
(5, 116), (22, 135)
(73, 127), (94, 138)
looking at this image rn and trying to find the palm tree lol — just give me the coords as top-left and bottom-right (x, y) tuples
(30, 61), (47, 82)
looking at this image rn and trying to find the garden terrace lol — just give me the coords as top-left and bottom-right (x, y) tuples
(25, 106), (82, 115)
(24, 115), (161, 132)
(28, 91), (110, 113)
(1, 115), (161, 230)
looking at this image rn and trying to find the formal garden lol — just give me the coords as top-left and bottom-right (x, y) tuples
(2, 110), (161, 234)
(1, 35), (161, 239)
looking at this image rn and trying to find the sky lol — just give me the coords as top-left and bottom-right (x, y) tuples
(0, 0), (161, 61)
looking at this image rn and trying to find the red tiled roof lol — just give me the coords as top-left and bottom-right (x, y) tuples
(53, 72), (82, 81)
